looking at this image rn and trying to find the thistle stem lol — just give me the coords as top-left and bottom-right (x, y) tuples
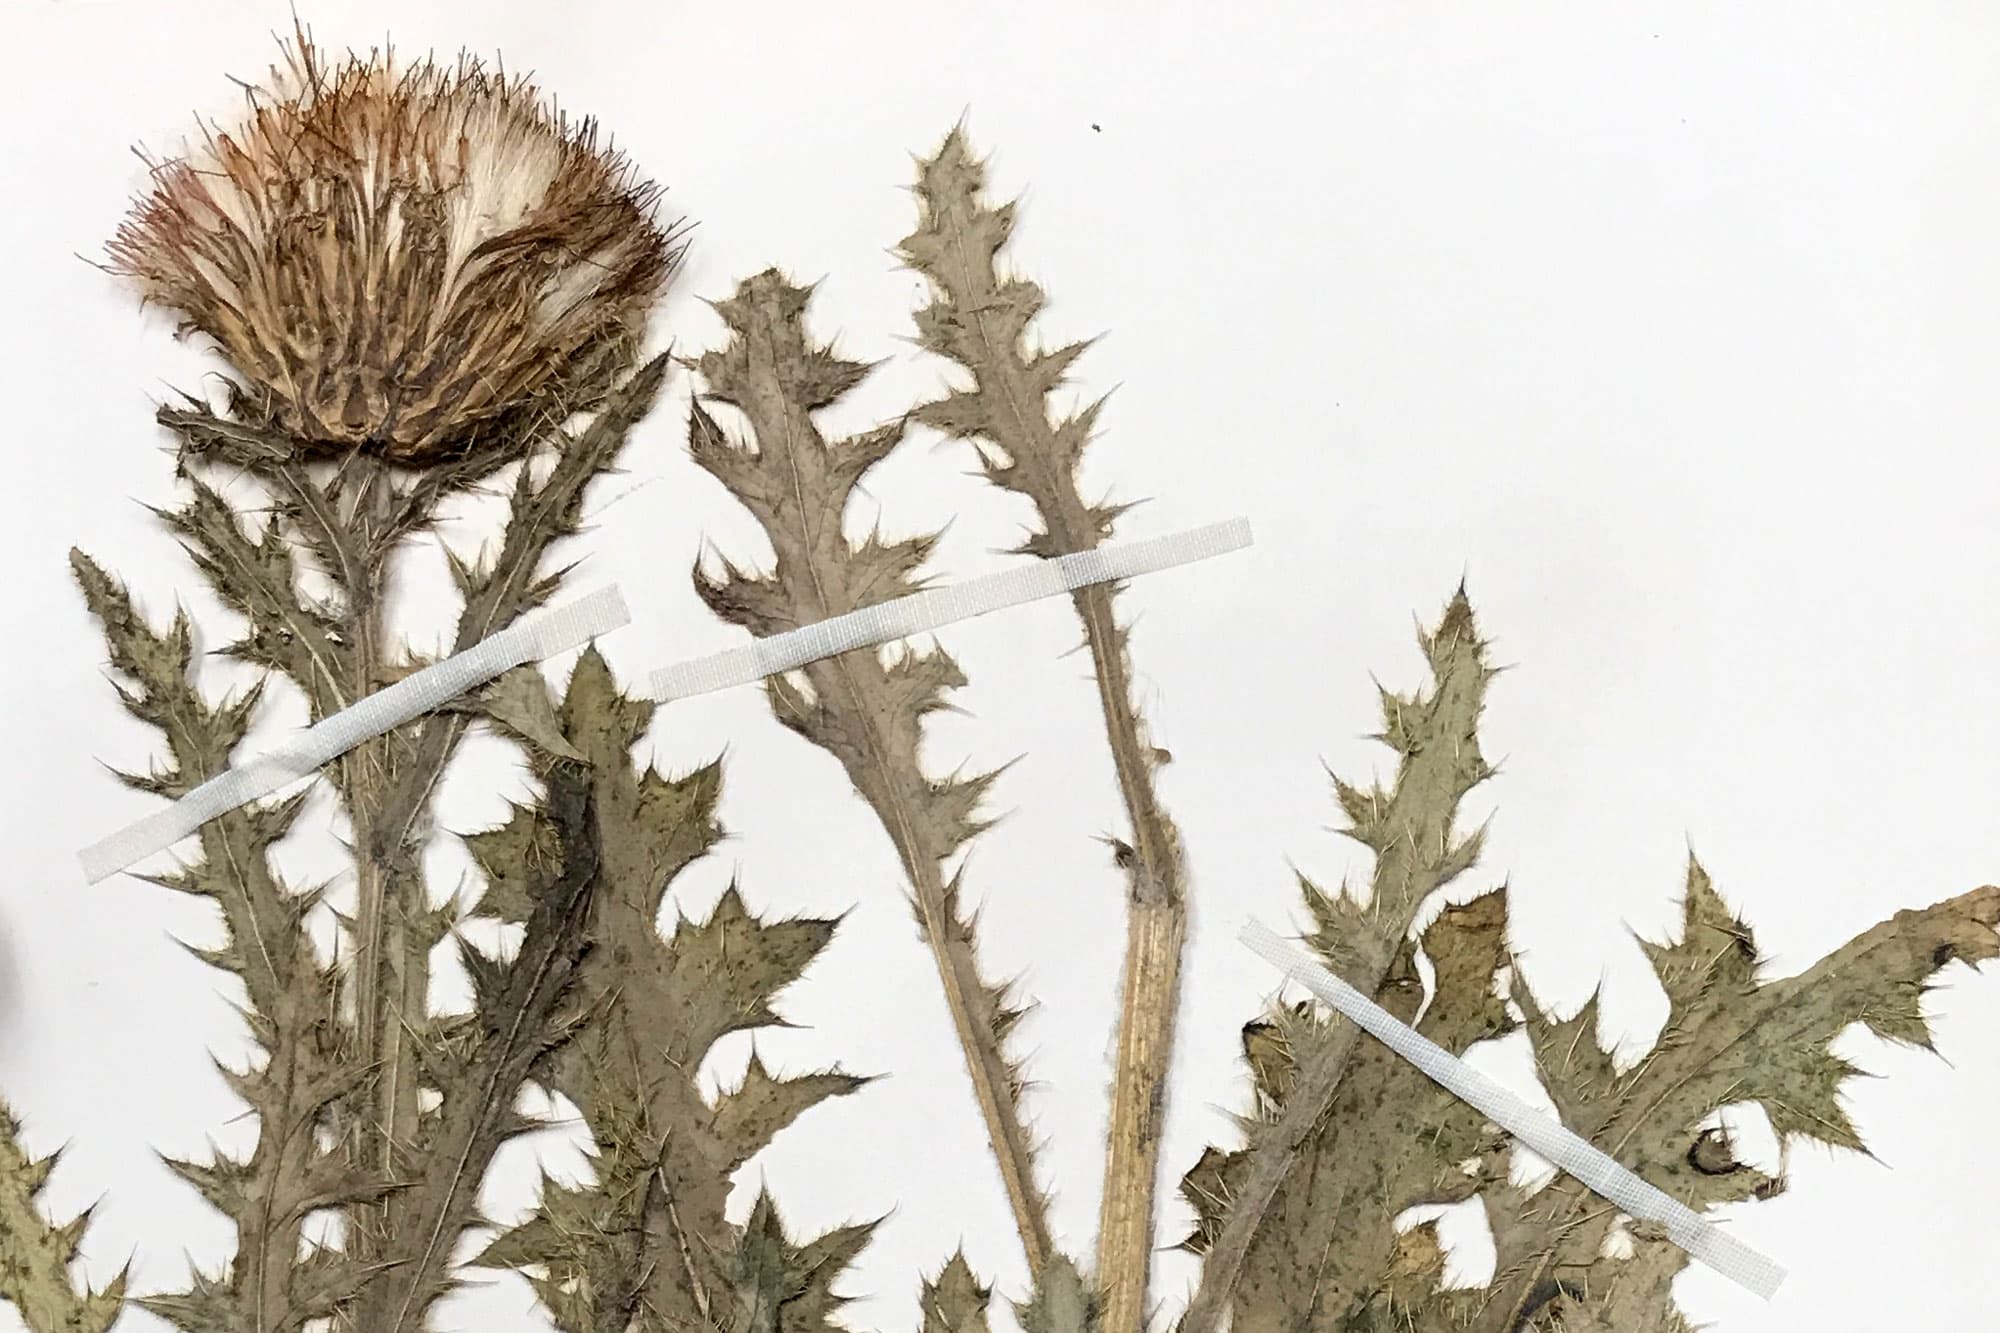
(1072, 584), (1188, 1333)
(899, 131), (1193, 1330)
(325, 463), (432, 1234)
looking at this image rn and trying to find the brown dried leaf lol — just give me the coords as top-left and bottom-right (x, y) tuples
(689, 267), (1053, 1276)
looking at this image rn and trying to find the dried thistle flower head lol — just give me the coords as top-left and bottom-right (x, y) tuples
(109, 34), (679, 463)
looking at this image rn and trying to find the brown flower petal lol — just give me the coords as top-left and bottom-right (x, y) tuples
(109, 33), (680, 464)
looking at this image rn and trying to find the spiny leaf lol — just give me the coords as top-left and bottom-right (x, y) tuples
(462, 354), (670, 630)
(665, 887), (839, 1058)
(1457, 874), (1999, 1333)
(73, 551), (209, 744)
(484, 658), (855, 1333)
(347, 763), (603, 1331)
(1417, 889), (1514, 1045)
(0, 1103), (125, 1333)
(689, 266), (1055, 1275)
(1182, 590), (1499, 1333)
(371, 355), (672, 934)
(710, 1054), (872, 1172)
(464, 801), (560, 925)
(900, 125), (1123, 553)
(76, 546), (361, 1331)
(467, 664), (583, 760)
(159, 477), (348, 717)
(879, 647), (970, 721)
(156, 400), (294, 467)
(908, 125), (1237, 1313)
(1183, 892), (1511, 1331)
(1539, 868), (1998, 1167)
(719, 1191), (876, 1333)
(559, 645), (657, 761)
(160, 1149), (257, 1220)
(921, 1252), (993, 1333)
(1013, 1255), (1097, 1333)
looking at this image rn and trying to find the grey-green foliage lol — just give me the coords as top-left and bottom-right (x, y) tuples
(1178, 597), (2000, 1333)
(49, 354), (800, 1333)
(1437, 864), (2000, 1333)
(1177, 591), (1496, 1333)
(10, 87), (1999, 1333)
(899, 130), (1187, 1333)
(685, 268), (1052, 1278)
(70, 551), (372, 1332)
(55, 458), (870, 1333)
(475, 648), (874, 1333)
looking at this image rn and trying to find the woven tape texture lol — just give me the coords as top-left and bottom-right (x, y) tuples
(650, 517), (1252, 702)
(81, 519), (1252, 883)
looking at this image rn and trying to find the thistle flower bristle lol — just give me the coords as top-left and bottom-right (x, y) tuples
(109, 32), (681, 464)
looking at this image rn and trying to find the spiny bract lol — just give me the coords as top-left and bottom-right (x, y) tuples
(108, 31), (679, 463)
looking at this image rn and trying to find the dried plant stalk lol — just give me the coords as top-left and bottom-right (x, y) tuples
(899, 127), (1185, 1333)
(685, 270), (1057, 1278)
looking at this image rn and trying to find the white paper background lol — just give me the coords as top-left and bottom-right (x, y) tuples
(2, 3), (1996, 1330)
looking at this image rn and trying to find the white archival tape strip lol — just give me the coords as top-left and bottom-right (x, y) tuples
(649, 517), (1253, 702)
(79, 585), (631, 884)
(1240, 919), (1787, 1301)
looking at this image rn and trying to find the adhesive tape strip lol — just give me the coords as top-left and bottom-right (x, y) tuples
(1239, 918), (1787, 1301)
(81, 517), (1253, 883)
(78, 585), (631, 885)
(649, 516), (1253, 702)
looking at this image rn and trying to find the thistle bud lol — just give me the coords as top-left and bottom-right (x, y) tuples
(109, 36), (678, 464)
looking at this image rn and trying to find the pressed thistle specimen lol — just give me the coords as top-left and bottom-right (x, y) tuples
(42, 32), (689, 1332)
(3, 27), (1995, 1333)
